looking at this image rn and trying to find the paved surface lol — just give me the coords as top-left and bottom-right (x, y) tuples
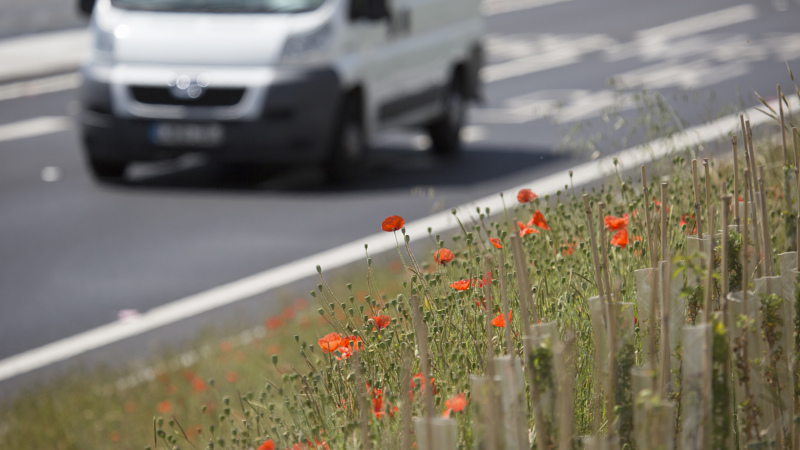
(1, 0), (800, 382)
(0, 0), (86, 40)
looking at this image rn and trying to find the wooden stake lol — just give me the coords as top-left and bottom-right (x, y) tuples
(598, 202), (617, 440)
(661, 183), (668, 268)
(481, 262), (499, 450)
(692, 159), (705, 251)
(733, 136), (740, 229)
(745, 167), (763, 278)
(703, 207), (715, 322)
(780, 84), (788, 165)
(742, 178), (750, 312)
(583, 195), (605, 298)
(642, 166), (657, 267)
(720, 195), (734, 449)
(499, 253), (514, 356)
(758, 167), (773, 276)
(408, 296), (435, 422)
(511, 235), (538, 328)
(703, 158), (713, 255)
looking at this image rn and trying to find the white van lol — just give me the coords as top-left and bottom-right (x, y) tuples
(77, 0), (483, 182)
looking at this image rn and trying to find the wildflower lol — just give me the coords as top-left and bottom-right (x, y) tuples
(372, 315), (391, 330)
(434, 248), (454, 264)
(317, 332), (342, 353)
(562, 241), (576, 256)
(517, 189), (537, 203)
(491, 310), (512, 327)
(610, 229), (628, 248)
(157, 400), (173, 414)
(443, 393), (468, 417)
(410, 373), (437, 399)
(528, 210), (550, 230)
(257, 439), (276, 450)
(450, 279), (471, 291)
(381, 215), (405, 232)
(489, 237), (503, 249)
(680, 214), (698, 235)
(124, 400), (136, 413)
(518, 221), (539, 237)
(372, 388), (385, 418)
(476, 271), (493, 288)
(473, 297), (487, 309)
(653, 198), (669, 212)
(192, 378), (206, 392)
(219, 341), (233, 353)
(266, 317), (282, 330)
(604, 213), (629, 231)
(225, 371), (239, 383)
(110, 431), (121, 443)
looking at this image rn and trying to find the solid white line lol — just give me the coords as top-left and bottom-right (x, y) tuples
(0, 96), (792, 382)
(0, 116), (71, 143)
(0, 73), (82, 103)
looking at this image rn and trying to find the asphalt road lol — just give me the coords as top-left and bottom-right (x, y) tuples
(1, 0), (800, 379)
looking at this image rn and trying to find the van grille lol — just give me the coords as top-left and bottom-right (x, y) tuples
(131, 87), (245, 107)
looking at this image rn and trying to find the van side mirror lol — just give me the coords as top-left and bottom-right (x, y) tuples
(350, 0), (390, 21)
(78, 0), (96, 16)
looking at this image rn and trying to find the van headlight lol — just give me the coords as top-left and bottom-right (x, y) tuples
(281, 22), (332, 61)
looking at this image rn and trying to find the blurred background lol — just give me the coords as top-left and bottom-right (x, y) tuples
(1, 0), (800, 393)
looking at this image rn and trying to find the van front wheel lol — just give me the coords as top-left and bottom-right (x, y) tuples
(325, 96), (366, 184)
(427, 80), (466, 157)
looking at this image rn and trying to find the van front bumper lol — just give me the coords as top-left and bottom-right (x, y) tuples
(81, 67), (341, 164)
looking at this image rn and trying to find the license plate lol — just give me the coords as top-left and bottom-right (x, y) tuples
(149, 122), (225, 147)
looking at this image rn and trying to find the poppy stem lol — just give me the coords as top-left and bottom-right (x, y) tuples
(598, 201), (617, 441)
(732, 136), (740, 230)
(691, 159), (705, 252)
(758, 167), (773, 276)
(641, 166), (657, 268)
(582, 195), (605, 298)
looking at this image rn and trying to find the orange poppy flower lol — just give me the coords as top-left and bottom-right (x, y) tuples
(442, 392), (468, 417)
(450, 279), (471, 290)
(517, 189), (537, 203)
(489, 238), (502, 249)
(258, 439), (276, 450)
(318, 332), (342, 353)
(518, 221), (539, 237)
(372, 315), (391, 330)
(410, 373), (437, 394)
(528, 210), (550, 230)
(225, 371), (239, 383)
(562, 241), (576, 256)
(157, 400), (173, 414)
(434, 248), (454, 264)
(476, 271), (493, 288)
(192, 378), (206, 392)
(381, 215), (405, 232)
(610, 229), (628, 248)
(491, 310), (512, 327)
(604, 213), (629, 231)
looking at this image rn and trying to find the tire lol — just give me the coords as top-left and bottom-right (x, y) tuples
(87, 157), (127, 182)
(325, 96), (366, 184)
(427, 75), (467, 157)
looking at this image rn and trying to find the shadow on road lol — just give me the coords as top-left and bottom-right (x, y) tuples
(111, 143), (568, 192)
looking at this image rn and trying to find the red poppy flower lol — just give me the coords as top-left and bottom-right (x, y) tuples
(410, 373), (437, 395)
(225, 371), (239, 383)
(192, 378), (206, 392)
(517, 189), (537, 203)
(604, 213), (629, 231)
(318, 332), (342, 353)
(528, 210), (551, 230)
(443, 393), (467, 418)
(157, 400), (173, 414)
(473, 297), (487, 309)
(476, 271), (493, 288)
(450, 279), (471, 291)
(562, 241), (576, 256)
(610, 229), (628, 248)
(489, 238), (502, 249)
(372, 315), (391, 330)
(434, 248), (454, 264)
(518, 221), (540, 237)
(381, 215), (405, 232)
(491, 310), (512, 327)
(257, 439), (276, 450)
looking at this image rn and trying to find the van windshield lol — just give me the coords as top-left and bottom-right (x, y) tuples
(111, 0), (325, 13)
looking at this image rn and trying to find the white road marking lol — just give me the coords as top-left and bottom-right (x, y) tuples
(481, 34), (617, 82)
(482, 0), (572, 15)
(0, 96), (793, 383)
(0, 29), (88, 83)
(0, 116), (71, 143)
(0, 73), (82, 103)
(635, 4), (759, 42)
